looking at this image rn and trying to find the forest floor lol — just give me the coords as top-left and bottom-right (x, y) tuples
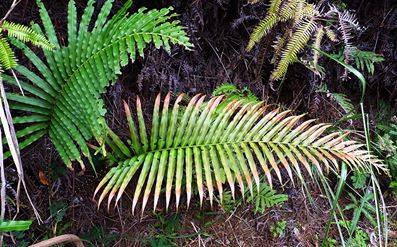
(0, 0), (396, 246)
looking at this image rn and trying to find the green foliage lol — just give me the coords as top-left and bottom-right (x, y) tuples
(346, 229), (369, 247)
(247, 0), (363, 81)
(48, 201), (71, 236)
(321, 237), (338, 247)
(0, 220), (32, 232)
(247, 183), (288, 214)
(220, 182), (288, 214)
(270, 220), (286, 238)
(344, 192), (377, 229)
(212, 83), (260, 111)
(352, 49), (384, 75)
(374, 101), (397, 187)
(331, 49), (384, 75)
(146, 214), (182, 247)
(317, 84), (355, 115)
(3, 0), (192, 169)
(350, 170), (368, 189)
(94, 93), (384, 213)
(0, 20), (52, 70)
(82, 225), (118, 247)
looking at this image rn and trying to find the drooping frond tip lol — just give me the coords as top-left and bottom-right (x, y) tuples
(94, 93), (386, 213)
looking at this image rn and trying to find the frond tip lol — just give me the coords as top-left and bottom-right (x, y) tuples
(94, 93), (386, 213)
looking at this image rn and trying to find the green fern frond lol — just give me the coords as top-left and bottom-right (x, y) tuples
(247, 14), (278, 51)
(352, 50), (384, 75)
(247, 183), (288, 214)
(0, 37), (17, 70)
(279, 0), (300, 21)
(94, 93), (385, 213)
(3, 0), (192, 169)
(246, 0), (283, 51)
(271, 18), (316, 80)
(0, 21), (53, 50)
(317, 84), (355, 115)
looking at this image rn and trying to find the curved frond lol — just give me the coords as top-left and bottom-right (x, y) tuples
(94, 93), (386, 213)
(3, 1), (192, 168)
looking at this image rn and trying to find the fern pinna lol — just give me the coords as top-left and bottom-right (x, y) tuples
(2, 0), (192, 169)
(94, 93), (385, 213)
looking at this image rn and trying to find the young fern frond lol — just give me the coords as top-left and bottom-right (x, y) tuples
(0, 21), (53, 50)
(94, 93), (385, 213)
(3, 0), (192, 169)
(271, 18), (316, 80)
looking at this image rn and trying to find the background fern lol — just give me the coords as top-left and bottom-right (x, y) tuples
(246, 0), (366, 81)
(3, 0), (192, 169)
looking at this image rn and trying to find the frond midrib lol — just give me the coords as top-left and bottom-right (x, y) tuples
(121, 139), (358, 162)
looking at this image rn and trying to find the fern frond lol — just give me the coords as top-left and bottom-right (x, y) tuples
(279, 0), (299, 21)
(0, 21), (53, 50)
(352, 49), (384, 75)
(247, 14), (278, 51)
(247, 183), (288, 213)
(3, 1), (192, 169)
(312, 26), (324, 68)
(271, 18), (316, 80)
(324, 26), (337, 42)
(246, 0), (283, 51)
(317, 84), (355, 115)
(0, 38), (17, 70)
(94, 93), (385, 213)
(327, 5), (362, 62)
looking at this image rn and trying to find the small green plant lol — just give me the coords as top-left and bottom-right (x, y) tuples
(220, 182), (288, 214)
(331, 49), (384, 75)
(350, 170), (369, 189)
(316, 83), (355, 116)
(247, 183), (288, 214)
(346, 229), (369, 247)
(82, 225), (118, 246)
(374, 101), (397, 189)
(48, 201), (71, 237)
(321, 237), (338, 247)
(146, 214), (182, 247)
(270, 220), (286, 238)
(212, 83), (259, 111)
(344, 192), (377, 231)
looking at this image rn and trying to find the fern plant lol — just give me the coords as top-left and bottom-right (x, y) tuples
(247, 183), (288, 214)
(246, 0), (364, 81)
(2, 0), (192, 169)
(94, 93), (385, 213)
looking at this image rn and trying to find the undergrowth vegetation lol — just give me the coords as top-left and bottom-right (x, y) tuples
(0, 0), (395, 246)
